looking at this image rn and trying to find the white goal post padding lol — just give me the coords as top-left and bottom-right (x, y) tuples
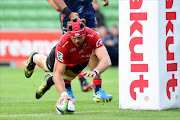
(119, 0), (180, 110)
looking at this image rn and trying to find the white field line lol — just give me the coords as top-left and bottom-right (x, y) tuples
(0, 110), (120, 117)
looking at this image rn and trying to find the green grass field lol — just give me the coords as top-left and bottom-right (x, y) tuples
(0, 66), (179, 120)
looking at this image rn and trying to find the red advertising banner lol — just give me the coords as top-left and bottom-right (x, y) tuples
(0, 31), (62, 62)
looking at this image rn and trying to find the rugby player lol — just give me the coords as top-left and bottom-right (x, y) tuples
(24, 18), (113, 103)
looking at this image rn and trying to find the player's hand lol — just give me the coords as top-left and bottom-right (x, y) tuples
(56, 95), (75, 106)
(81, 71), (97, 78)
(69, 12), (79, 19)
(102, 0), (109, 6)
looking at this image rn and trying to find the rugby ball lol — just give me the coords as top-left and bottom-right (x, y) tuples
(56, 99), (75, 115)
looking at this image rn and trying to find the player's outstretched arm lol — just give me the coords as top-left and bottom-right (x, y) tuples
(53, 59), (75, 104)
(93, 46), (111, 73)
(47, 0), (60, 11)
(53, 0), (79, 19)
(53, 0), (67, 11)
(82, 46), (111, 78)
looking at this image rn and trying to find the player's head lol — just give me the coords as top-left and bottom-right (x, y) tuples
(67, 18), (86, 47)
(67, 18), (86, 38)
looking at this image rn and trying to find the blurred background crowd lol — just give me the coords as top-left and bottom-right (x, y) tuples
(93, 0), (118, 66)
(0, 0), (119, 66)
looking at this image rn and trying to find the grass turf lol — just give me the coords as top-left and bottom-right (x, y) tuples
(0, 66), (179, 120)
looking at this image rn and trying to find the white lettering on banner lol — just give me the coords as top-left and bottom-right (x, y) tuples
(0, 39), (58, 58)
(0, 40), (9, 56)
(129, 0), (149, 100)
(165, 0), (178, 100)
(21, 40), (32, 56)
(9, 40), (21, 56)
(32, 40), (51, 55)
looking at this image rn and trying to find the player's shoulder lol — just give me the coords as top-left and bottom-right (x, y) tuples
(58, 32), (71, 49)
(86, 27), (99, 38)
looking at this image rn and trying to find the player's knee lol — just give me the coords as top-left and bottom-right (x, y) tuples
(36, 55), (50, 72)
(42, 58), (50, 72)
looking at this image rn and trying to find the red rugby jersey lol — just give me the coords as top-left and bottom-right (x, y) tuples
(55, 27), (104, 66)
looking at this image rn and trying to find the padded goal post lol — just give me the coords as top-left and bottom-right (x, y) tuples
(119, 0), (180, 110)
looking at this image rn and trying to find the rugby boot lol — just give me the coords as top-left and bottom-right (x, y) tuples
(36, 73), (53, 99)
(24, 51), (38, 78)
(93, 88), (113, 102)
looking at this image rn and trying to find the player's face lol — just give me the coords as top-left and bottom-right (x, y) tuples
(71, 35), (85, 47)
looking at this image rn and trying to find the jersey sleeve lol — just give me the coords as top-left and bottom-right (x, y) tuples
(91, 32), (104, 49)
(55, 41), (69, 64)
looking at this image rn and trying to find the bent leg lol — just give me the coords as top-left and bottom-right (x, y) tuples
(36, 73), (54, 99)
(24, 51), (39, 78)
(78, 73), (93, 92)
(88, 52), (102, 93)
(35, 45), (57, 99)
(33, 54), (50, 72)
(89, 52), (113, 102)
